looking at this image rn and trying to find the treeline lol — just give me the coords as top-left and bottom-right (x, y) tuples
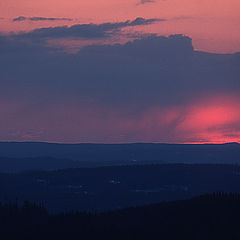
(1, 193), (240, 240)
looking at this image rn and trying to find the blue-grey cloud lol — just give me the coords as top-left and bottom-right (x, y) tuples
(13, 16), (73, 22)
(1, 32), (239, 108)
(11, 17), (164, 40)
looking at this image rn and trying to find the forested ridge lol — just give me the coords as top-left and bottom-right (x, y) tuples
(1, 193), (240, 240)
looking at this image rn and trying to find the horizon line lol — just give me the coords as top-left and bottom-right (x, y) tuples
(0, 141), (239, 145)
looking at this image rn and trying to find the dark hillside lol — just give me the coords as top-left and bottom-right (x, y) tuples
(1, 193), (240, 240)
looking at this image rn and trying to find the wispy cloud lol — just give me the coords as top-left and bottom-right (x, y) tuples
(12, 17), (165, 40)
(13, 16), (73, 22)
(171, 16), (194, 21)
(137, 0), (155, 5)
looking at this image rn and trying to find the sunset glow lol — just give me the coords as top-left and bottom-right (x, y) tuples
(0, 94), (239, 144)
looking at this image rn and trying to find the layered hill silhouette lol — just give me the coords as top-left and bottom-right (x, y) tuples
(0, 142), (240, 172)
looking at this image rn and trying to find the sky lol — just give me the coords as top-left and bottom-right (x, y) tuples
(0, 0), (240, 143)
(1, 0), (240, 53)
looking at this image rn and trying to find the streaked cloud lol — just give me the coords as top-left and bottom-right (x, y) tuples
(13, 16), (73, 22)
(137, 0), (155, 5)
(11, 17), (164, 40)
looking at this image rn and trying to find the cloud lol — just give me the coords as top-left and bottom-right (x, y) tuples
(0, 30), (240, 143)
(11, 17), (164, 40)
(129, 17), (162, 25)
(171, 16), (194, 21)
(137, 0), (155, 5)
(13, 16), (73, 22)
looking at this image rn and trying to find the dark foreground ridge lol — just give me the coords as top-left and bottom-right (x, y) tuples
(1, 193), (240, 240)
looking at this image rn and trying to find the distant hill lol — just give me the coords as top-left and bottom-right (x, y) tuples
(0, 142), (240, 172)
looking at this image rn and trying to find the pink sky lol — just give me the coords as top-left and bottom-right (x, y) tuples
(1, 94), (240, 144)
(1, 0), (240, 53)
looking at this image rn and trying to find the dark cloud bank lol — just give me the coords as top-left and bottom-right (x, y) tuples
(0, 18), (240, 142)
(1, 29), (239, 107)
